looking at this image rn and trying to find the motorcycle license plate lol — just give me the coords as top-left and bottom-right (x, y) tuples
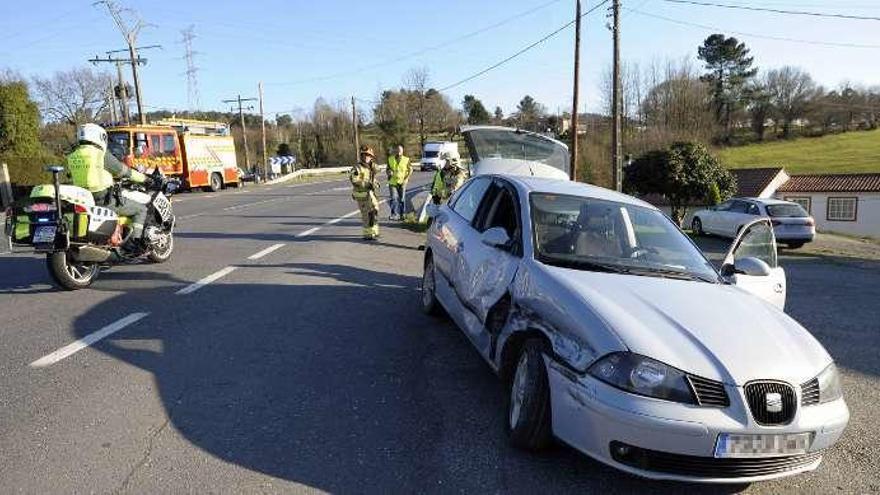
(714, 432), (812, 458)
(32, 225), (57, 244)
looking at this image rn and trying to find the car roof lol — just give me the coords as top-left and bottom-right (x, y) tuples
(733, 197), (795, 205)
(490, 175), (658, 210)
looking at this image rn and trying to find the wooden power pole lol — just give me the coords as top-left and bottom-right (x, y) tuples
(259, 82), (268, 178)
(351, 96), (360, 162)
(223, 95), (258, 171)
(570, 0), (581, 182)
(611, 0), (622, 191)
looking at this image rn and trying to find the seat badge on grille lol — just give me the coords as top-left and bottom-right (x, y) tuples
(766, 392), (783, 413)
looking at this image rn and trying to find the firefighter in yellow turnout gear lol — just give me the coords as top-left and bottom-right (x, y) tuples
(349, 145), (381, 240)
(431, 150), (468, 204)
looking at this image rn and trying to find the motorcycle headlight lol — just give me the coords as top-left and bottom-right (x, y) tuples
(816, 363), (843, 404)
(588, 352), (695, 404)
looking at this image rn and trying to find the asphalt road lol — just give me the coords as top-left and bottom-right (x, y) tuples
(0, 172), (877, 494)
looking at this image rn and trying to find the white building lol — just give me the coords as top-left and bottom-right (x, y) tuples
(774, 173), (880, 238)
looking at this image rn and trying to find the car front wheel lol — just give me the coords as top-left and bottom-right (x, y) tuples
(507, 340), (552, 450)
(421, 256), (442, 316)
(692, 217), (704, 236)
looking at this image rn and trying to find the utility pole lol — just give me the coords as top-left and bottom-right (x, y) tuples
(223, 95), (258, 172)
(113, 62), (129, 123)
(611, 0), (622, 192)
(95, 1), (151, 124)
(351, 96), (360, 163)
(570, 0), (582, 182)
(89, 53), (150, 125)
(258, 82), (268, 179)
(106, 78), (117, 123)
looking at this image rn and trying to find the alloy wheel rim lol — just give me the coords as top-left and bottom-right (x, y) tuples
(509, 353), (528, 428)
(64, 254), (94, 282)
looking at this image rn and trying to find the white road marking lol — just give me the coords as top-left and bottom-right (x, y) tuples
(247, 243), (285, 260)
(30, 312), (149, 368)
(176, 266), (237, 295)
(296, 227), (321, 238)
(295, 209), (362, 238)
(204, 194), (216, 198)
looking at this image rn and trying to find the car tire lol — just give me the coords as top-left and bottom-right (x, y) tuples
(692, 217), (704, 236)
(421, 255), (442, 316)
(506, 340), (553, 451)
(208, 173), (222, 192)
(786, 242), (805, 249)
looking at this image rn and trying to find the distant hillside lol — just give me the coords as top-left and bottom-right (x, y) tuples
(718, 129), (880, 174)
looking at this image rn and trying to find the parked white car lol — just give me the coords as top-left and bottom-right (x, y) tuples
(422, 175), (848, 483)
(461, 126), (570, 180)
(692, 198), (816, 249)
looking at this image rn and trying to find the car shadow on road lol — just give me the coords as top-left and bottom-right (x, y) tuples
(0, 255), (57, 294)
(69, 263), (749, 493)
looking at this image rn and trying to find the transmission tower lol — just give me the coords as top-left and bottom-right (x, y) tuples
(181, 25), (200, 111)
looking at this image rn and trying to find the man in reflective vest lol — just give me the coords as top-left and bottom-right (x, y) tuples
(350, 145), (380, 240)
(386, 144), (412, 221)
(431, 150), (468, 204)
(66, 123), (149, 243)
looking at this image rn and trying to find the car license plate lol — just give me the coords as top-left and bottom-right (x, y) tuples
(32, 225), (57, 244)
(714, 432), (812, 458)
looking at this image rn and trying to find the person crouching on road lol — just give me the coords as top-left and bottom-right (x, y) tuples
(387, 144), (412, 221)
(431, 150), (468, 204)
(350, 145), (381, 240)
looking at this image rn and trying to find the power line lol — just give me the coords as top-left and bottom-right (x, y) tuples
(660, 0), (880, 21)
(629, 8), (880, 49)
(181, 25), (200, 111)
(439, 0), (610, 92)
(265, 0), (565, 86)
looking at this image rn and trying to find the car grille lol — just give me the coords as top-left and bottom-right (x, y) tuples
(687, 375), (730, 407)
(801, 378), (820, 406)
(609, 441), (822, 479)
(745, 381), (797, 425)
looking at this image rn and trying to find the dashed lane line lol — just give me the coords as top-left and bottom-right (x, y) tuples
(175, 266), (237, 295)
(247, 243), (285, 260)
(30, 312), (149, 368)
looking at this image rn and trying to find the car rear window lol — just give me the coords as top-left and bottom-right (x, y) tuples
(766, 204), (809, 218)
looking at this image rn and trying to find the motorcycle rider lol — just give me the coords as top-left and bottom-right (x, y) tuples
(66, 123), (150, 244)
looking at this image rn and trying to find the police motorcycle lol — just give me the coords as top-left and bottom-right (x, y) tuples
(4, 165), (180, 290)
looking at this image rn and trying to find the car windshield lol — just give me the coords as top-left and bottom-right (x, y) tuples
(423, 150), (439, 158)
(530, 193), (718, 282)
(107, 131), (130, 161)
(766, 203), (809, 218)
(465, 128), (569, 175)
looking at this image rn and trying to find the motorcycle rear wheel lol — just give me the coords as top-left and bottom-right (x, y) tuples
(47, 251), (99, 290)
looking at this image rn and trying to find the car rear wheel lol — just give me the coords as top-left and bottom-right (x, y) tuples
(786, 242), (805, 249)
(692, 217), (704, 236)
(507, 340), (553, 450)
(421, 256), (442, 316)
(208, 173), (222, 192)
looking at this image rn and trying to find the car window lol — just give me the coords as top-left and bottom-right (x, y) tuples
(746, 203), (760, 215)
(479, 183), (521, 253)
(715, 201), (732, 211)
(530, 193), (717, 280)
(729, 201), (749, 214)
(766, 204), (809, 218)
(161, 134), (177, 156)
(451, 177), (491, 224)
(735, 221), (777, 268)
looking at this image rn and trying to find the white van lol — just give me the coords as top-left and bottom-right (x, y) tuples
(420, 141), (458, 171)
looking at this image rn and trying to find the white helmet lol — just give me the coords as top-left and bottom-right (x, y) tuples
(440, 150), (462, 169)
(77, 123), (108, 151)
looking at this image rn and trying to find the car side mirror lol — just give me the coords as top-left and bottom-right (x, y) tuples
(722, 256), (771, 277)
(481, 226), (511, 250)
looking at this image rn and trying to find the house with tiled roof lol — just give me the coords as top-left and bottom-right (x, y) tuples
(774, 173), (880, 238)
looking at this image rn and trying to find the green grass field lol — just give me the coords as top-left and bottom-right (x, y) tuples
(717, 129), (880, 174)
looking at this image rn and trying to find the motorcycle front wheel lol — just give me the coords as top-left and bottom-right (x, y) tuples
(147, 231), (174, 263)
(47, 251), (99, 290)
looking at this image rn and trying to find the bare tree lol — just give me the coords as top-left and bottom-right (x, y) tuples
(765, 66), (820, 138)
(32, 67), (112, 125)
(403, 67), (431, 148)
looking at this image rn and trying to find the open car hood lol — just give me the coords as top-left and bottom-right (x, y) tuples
(461, 126), (570, 180)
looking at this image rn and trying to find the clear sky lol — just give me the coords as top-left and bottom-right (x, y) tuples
(2, 0), (879, 120)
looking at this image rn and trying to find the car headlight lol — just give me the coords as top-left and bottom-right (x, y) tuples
(816, 363), (843, 404)
(588, 352), (695, 404)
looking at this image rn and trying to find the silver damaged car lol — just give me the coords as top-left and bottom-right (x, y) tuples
(421, 174), (849, 483)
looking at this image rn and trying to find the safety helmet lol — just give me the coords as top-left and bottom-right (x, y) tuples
(359, 145), (375, 158)
(77, 123), (108, 152)
(440, 150), (462, 169)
